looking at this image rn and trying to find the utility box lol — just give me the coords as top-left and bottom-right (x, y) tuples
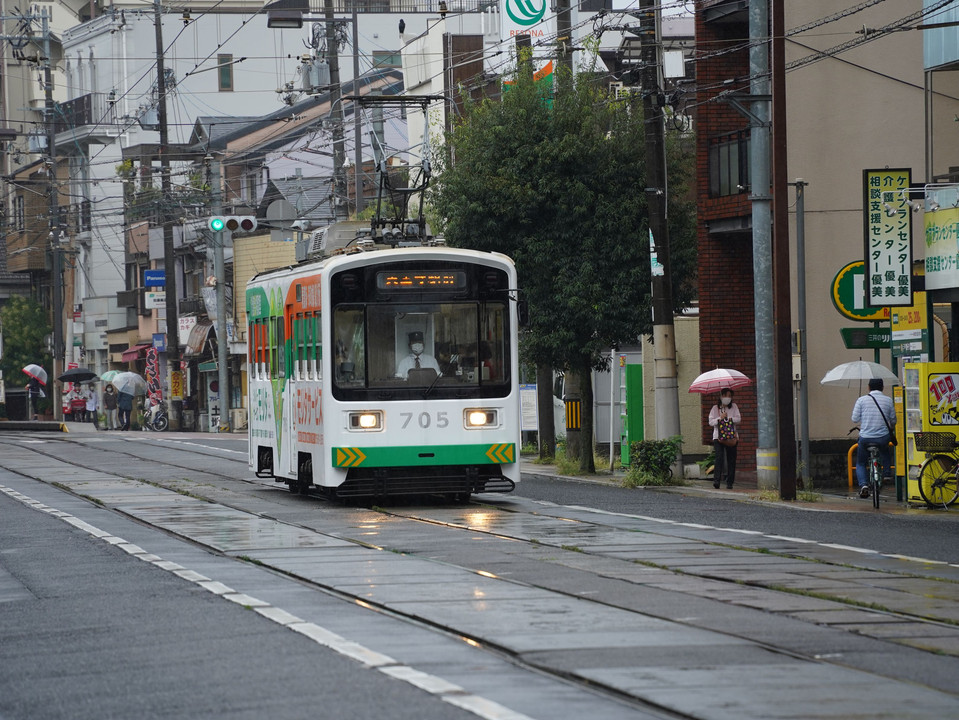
(620, 360), (644, 465)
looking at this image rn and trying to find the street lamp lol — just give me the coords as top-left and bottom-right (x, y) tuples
(265, 0), (309, 29)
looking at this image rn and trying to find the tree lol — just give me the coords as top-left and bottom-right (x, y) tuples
(429, 59), (697, 472)
(0, 296), (52, 413)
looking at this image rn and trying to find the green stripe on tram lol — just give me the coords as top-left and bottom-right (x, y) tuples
(332, 443), (516, 468)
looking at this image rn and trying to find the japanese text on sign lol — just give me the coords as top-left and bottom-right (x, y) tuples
(924, 206), (959, 290)
(863, 168), (912, 307)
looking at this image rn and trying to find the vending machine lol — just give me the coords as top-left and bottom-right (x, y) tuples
(902, 362), (959, 503)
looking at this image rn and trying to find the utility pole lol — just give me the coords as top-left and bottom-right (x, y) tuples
(352, 9), (363, 215)
(323, 0), (347, 220)
(793, 179), (809, 486)
(42, 8), (64, 421)
(749, 0), (776, 490)
(556, 0), (572, 74)
(210, 157), (230, 433)
(154, 0), (182, 430)
(771, 0), (796, 500)
(638, 0), (681, 447)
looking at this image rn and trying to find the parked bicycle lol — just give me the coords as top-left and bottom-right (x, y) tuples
(915, 432), (959, 509)
(141, 398), (169, 432)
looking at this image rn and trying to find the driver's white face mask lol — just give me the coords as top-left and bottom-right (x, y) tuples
(411, 343), (424, 355)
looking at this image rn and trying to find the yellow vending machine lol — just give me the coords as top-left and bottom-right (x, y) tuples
(902, 362), (959, 505)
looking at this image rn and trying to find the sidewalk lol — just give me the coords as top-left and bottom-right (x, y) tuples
(519, 458), (939, 516)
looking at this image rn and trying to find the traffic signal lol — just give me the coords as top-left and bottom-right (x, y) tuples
(208, 216), (257, 233)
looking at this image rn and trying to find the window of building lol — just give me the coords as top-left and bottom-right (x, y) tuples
(708, 130), (750, 197)
(372, 51), (402, 69)
(218, 54), (233, 92)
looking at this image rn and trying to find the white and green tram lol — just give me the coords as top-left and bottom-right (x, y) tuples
(246, 246), (521, 500)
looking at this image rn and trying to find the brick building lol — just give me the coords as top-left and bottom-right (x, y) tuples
(694, 2), (757, 468)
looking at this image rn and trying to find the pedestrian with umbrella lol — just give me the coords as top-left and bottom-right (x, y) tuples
(690, 369), (751, 490)
(23, 364), (47, 420)
(112, 372), (146, 430)
(117, 389), (134, 431)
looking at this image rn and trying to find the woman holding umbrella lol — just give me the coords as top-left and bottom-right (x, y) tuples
(709, 389), (742, 489)
(690, 369), (751, 490)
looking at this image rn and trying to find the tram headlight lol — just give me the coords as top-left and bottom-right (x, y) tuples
(465, 409), (498, 428)
(349, 410), (383, 431)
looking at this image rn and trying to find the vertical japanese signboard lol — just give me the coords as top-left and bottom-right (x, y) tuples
(863, 168), (913, 307)
(924, 205), (959, 290)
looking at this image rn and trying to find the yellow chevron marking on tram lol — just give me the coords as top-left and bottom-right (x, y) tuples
(485, 443), (515, 463)
(335, 447), (367, 467)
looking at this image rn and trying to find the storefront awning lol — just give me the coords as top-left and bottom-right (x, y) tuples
(185, 321), (215, 356)
(120, 343), (151, 362)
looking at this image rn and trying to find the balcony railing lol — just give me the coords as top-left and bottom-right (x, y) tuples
(300, 0), (490, 12)
(53, 93), (116, 134)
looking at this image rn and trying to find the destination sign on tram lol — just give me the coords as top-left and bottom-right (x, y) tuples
(376, 270), (467, 290)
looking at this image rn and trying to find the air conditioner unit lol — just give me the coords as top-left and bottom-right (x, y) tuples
(229, 408), (248, 431)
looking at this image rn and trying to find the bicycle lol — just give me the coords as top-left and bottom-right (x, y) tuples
(915, 432), (959, 509)
(850, 427), (885, 508)
(863, 441), (882, 509)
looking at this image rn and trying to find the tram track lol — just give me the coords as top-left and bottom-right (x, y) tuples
(4, 433), (959, 706)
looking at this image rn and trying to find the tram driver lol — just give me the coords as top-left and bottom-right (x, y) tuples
(395, 331), (440, 379)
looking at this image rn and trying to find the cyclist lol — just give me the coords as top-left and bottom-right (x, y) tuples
(851, 378), (897, 498)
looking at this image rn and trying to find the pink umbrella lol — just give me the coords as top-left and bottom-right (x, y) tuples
(689, 368), (751, 394)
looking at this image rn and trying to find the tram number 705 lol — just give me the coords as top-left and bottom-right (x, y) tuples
(401, 411), (449, 429)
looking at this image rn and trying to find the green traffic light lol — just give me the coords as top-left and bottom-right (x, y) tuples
(210, 217), (225, 231)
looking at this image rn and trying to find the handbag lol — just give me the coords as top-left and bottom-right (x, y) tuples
(870, 395), (898, 446)
(717, 416), (738, 447)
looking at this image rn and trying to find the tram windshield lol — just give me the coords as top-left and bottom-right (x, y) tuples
(332, 301), (509, 397)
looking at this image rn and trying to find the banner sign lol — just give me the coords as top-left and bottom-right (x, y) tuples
(863, 168), (913, 307)
(924, 205), (959, 290)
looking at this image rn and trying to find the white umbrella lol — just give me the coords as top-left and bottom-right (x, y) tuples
(23, 363), (47, 385)
(689, 368), (752, 394)
(820, 360), (900, 388)
(112, 371), (147, 396)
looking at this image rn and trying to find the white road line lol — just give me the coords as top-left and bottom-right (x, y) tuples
(548, 502), (959, 570)
(0, 484), (538, 720)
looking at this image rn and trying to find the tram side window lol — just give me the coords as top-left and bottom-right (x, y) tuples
(480, 303), (508, 383)
(273, 316), (286, 378)
(307, 312), (321, 379)
(333, 307), (365, 385)
(261, 320), (270, 378)
(251, 320), (267, 379)
(294, 313), (304, 379)
(248, 321), (256, 375)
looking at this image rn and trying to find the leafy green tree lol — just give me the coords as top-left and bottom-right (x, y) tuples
(0, 295), (52, 393)
(429, 61), (697, 472)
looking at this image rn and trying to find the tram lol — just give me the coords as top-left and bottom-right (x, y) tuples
(246, 243), (521, 499)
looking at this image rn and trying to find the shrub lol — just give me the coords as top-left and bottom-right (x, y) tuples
(623, 436), (684, 487)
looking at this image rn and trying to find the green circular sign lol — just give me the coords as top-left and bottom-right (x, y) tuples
(830, 261), (890, 322)
(506, 0), (546, 27)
